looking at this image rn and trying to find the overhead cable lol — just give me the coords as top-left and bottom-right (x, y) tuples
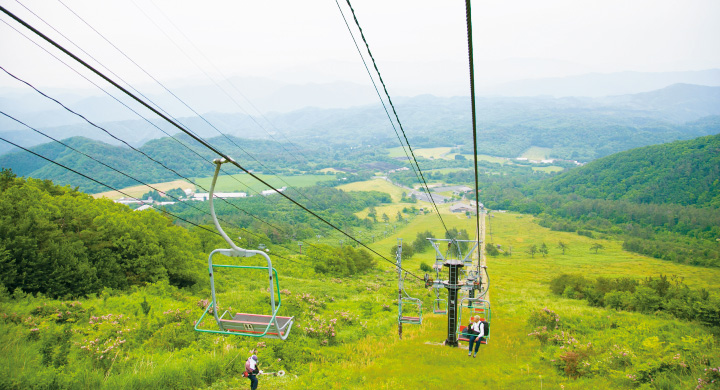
(338, 0), (450, 234)
(0, 15), (264, 201)
(0, 108), (307, 265)
(0, 65), (303, 251)
(54, 0), (325, 212)
(0, 6), (424, 281)
(465, 0), (483, 256)
(134, 0), (312, 165)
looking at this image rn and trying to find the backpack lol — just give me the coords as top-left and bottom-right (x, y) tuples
(481, 321), (490, 337)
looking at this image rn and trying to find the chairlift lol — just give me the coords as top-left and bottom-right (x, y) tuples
(457, 298), (491, 345)
(396, 241), (422, 325)
(195, 158), (294, 340)
(432, 288), (447, 314)
(399, 296), (422, 324)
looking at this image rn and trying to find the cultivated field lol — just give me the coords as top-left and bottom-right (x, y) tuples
(92, 180), (195, 200)
(387, 147), (453, 159)
(520, 146), (552, 160)
(192, 173), (334, 193)
(338, 177), (407, 202)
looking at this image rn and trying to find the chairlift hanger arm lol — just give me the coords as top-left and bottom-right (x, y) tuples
(461, 242), (480, 263)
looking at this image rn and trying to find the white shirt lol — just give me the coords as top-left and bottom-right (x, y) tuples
(246, 358), (257, 372)
(471, 321), (485, 337)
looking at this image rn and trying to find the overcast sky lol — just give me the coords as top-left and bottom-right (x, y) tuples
(1, 0), (719, 96)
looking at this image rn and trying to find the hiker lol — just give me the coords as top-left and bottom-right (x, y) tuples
(467, 315), (485, 358)
(245, 354), (261, 390)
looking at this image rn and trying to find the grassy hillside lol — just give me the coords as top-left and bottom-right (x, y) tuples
(288, 212), (720, 389)
(1, 174), (718, 389)
(2, 207), (718, 389)
(540, 134), (720, 207)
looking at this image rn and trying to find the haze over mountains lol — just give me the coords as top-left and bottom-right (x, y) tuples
(2, 67), (718, 125)
(1, 68), (719, 167)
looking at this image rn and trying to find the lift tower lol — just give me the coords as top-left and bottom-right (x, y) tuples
(426, 238), (483, 347)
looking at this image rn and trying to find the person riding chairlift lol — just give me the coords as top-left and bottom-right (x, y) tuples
(467, 315), (485, 358)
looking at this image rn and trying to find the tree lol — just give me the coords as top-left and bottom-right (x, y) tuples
(539, 242), (549, 257)
(412, 230), (433, 253)
(590, 243), (605, 254)
(367, 206), (377, 222)
(382, 213), (390, 223)
(485, 243), (500, 257)
(528, 244), (538, 258)
(396, 211), (404, 223)
(390, 242), (414, 260)
(557, 241), (568, 255)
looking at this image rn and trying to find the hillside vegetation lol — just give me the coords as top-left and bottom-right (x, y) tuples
(478, 135), (720, 267)
(1, 202), (718, 389)
(0, 170), (202, 297)
(0, 135), (395, 193)
(542, 134), (720, 207)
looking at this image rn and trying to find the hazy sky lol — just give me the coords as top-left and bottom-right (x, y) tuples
(1, 0), (719, 95)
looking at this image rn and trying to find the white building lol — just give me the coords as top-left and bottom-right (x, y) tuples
(191, 192), (247, 201)
(261, 187), (287, 196)
(115, 197), (143, 205)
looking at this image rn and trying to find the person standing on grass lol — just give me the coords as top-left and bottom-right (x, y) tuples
(245, 354), (260, 390)
(467, 315), (485, 358)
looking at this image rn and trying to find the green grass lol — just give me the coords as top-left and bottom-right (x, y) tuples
(283, 211), (720, 389)
(338, 177), (406, 202)
(193, 173), (334, 193)
(2, 208), (718, 389)
(474, 154), (509, 164)
(532, 166), (565, 173)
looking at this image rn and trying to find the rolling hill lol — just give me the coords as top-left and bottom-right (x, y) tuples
(2, 84), (719, 161)
(539, 133), (720, 207)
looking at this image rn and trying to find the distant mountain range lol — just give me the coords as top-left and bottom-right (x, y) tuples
(1, 79), (719, 167)
(481, 69), (720, 98)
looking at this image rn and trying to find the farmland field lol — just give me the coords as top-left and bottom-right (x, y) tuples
(193, 173), (334, 193)
(520, 146), (552, 160)
(92, 179), (195, 200)
(387, 147), (453, 159)
(338, 177), (407, 202)
(532, 166), (565, 173)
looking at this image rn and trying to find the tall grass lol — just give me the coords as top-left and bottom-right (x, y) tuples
(1, 208), (717, 389)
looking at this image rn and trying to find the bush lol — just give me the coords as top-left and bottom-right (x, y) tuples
(485, 243), (500, 257)
(550, 274), (589, 296)
(527, 307), (561, 330)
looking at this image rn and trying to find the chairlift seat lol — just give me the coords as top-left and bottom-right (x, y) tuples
(433, 298), (448, 314)
(219, 313), (294, 339)
(458, 325), (488, 344)
(399, 297), (423, 325)
(400, 315), (421, 324)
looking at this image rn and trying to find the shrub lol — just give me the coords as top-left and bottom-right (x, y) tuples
(485, 243), (500, 257)
(528, 307), (561, 330)
(632, 286), (662, 313)
(604, 291), (633, 310)
(550, 274), (589, 296)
